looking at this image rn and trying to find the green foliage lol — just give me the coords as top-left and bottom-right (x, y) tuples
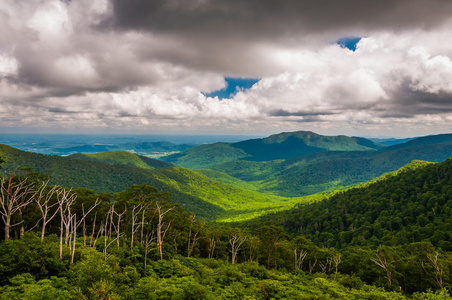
(251, 157), (452, 251)
(162, 130), (383, 168)
(69, 151), (173, 170)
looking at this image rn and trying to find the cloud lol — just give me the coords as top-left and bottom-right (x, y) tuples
(0, 0), (452, 136)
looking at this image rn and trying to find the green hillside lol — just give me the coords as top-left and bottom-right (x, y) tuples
(162, 143), (250, 169)
(202, 141), (452, 197)
(69, 151), (173, 169)
(248, 156), (452, 250)
(0, 145), (303, 221)
(162, 131), (383, 168)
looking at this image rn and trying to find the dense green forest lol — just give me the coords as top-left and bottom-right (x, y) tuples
(2, 131), (452, 299)
(0, 145), (304, 221)
(247, 157), (452, 250)
(165, 132), (452, 197)
(0, 168), (450, 299)
(1, 152), (452, 298)
(162, 131), (384, 168)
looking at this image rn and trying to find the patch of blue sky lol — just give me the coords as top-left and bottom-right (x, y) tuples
(336, 36), (362, 51)
(203, 77), (260, 99)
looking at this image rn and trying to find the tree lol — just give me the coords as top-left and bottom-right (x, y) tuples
(229, 233), (246, 264)
(155, 201), (175, 260)
(187, 213), (204, 258)
(0, 172), (37, 240)
(371, 247), (395, 288)
(34, 183), (60, 241)
(256, 226), (286, 269)
(426, 252), (443, 289)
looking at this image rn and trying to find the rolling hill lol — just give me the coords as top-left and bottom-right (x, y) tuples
(162, 131), (384, 168)
(69, 151), (174, 169)
(0, 145), (299, 221)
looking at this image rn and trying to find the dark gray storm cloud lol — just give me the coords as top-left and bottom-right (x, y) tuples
(111, 0), (452, 41)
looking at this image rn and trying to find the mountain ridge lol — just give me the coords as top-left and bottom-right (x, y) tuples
(162, 130), (384, 168)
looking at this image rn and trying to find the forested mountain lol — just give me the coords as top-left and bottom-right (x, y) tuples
(162, 131), (384, 168)
(381, 133), (452, 151)
(0, 145), (299, 220)
(247, 156), (452, 250)
(175, 132), (452, 197)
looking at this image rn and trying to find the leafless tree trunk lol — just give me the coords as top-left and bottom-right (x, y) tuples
(155, 202), (174, 260)
(90, 212), (97, 247)
(172, 232), (181, 254)
(319, 258), (333, 274)
(35, 183), (60, 241)
(130, 204), (143, 250)
(114, 207), (127, 248)
(371, 250), (393, 288)
(144, 231), (156, 271)
(0, 173), (36, 240)
(57, 188), (76, 258)
(294, 249), (308, 270)
(309, 256), (318, 273)
(71, 199), (100, 264)
(208, 235), (217, 259)
(187, 214), (204, 257)
(229, 234), (247, 264)
(332, 253), (342, 278)
(427, 252), (443, 289)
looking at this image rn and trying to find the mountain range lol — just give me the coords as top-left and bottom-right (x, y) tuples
(1, 130), (452, 221)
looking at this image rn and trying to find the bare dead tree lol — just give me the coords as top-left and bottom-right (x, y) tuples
(207, 235), (217, 259)
(93, 220), (104, 248)
(155, 201), (174, 260)
(144, 230), (156, 271)
(228, 234), (247, 264)
(309, 256), (318, 273)
(114, 206), (127, 248)
(294, 249), (308, 270)
(0, 173), (36, 240)
(172, 231), (181, 254)
(69, 199), (100, 264)
(130, 204), (143, 250)
(141, 204), (156, 246)
(104, 232), (125, 261)
(56, 188), (76, 258)
(187, 213), (205, 257)
(89, 212), (98, 247)
(103, 206), (115, 260)
(34, 183), (60, 241)
(332, 253), (342, 278)
(427, 252), (443, 289)
(371, 249), (394, 288)
(319, 257), (333, 274)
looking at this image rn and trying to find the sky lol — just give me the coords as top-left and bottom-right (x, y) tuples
(1, 0), (452, 137)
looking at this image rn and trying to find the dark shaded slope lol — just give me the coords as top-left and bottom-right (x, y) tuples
(382, 133), (452, 151)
